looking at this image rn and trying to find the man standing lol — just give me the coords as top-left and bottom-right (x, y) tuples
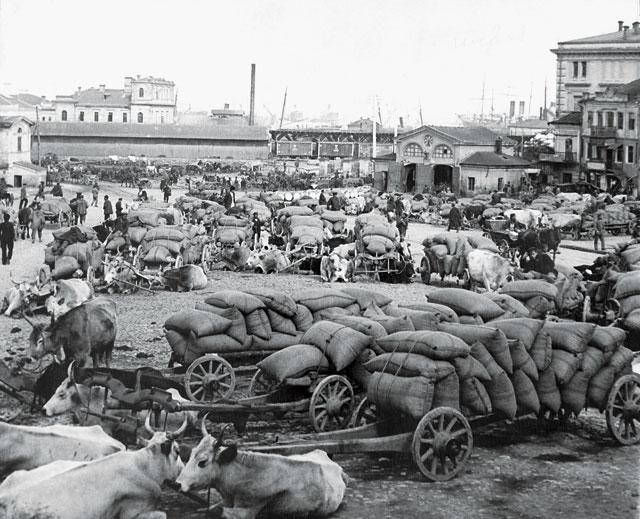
(52, 182), (63, 197)
(91, 183), (99, 207)
(163, 184), (171, 203)
(251, 212), (261, 250)
(319, 190), (327, 206)
(327, 192), (342, 211)
(594, 210), (606, 251)
(19, 185), (28, 210)
(103, 195), (113, 222)
(448, 202), (462, 233)
(115, 197), (123, 217)
(30, 202), (44, 243)
(76, 193), (88, 225)
(0, 213), (15, 265)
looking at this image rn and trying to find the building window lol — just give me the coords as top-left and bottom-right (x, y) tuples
(139, 88), (144, 98)
(597, 112), (603, 127)
(581, 61), (587, 78)
(404, 143), (423, 157)
(79, 111), (84, 121)
(433, 144), (452, 158)
(17, 128), (22, 152)
(61, 110), (67, 121)
(155, 91), (159, 100)
(108, 112), (113, 122)
(628, 145), (635, 164)
(617, 146), (624, 162)
(123, 113), (128, 123)
(94, 111), (99, 122)
(618, 112), (624, 129)
(630, 112), (636, 131)
(160, 115), (165, 124)
(607, 112), (614, 127)
(42, 117), (45, 121)
(467, 177), (475, 191)
(572, 61), (579, 78)
(587, 111), (593, 126)
(137, 112), (143, 123)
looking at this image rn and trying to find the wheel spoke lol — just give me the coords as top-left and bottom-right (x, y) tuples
(445, 416), (458, 434)
(196, 364), (207, 376)
(449, 428), (468, 440)
(420, 438), (434, 446)
(192, 386), (204, 397)
(420, 447), (434, 464)
(336, 386), (348, 399)
(315, 409), (327, 419)
(314, 402), (327, 410)
(438, 414), (444, 432)
(319, 415), (328, 430)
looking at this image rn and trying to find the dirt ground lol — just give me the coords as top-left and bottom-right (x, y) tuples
(0, 182), (638, 519)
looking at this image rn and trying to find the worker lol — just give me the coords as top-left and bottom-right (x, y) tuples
(448, 202), (462, 233)
(52, 182), (63, 197)
(319, 190), (327, 206)
(0, 213), (15, 265)
(103, 195), (113, 222)
(251, 212), (261, 250)
(594, 210), (606, 251)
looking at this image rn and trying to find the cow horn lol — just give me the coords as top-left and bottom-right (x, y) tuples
(67, 360), (77, 383)
(166, 417), (188, 440)
(144, 413), (156, 436)
(215, 424), (232, 451)
(200, 413), (211, 437)
(22, 313), (36, 328)
(9, 271), (18, 286)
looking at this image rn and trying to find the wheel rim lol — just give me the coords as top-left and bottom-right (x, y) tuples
(412, 407), (473, 481)
(309, 375), (354, 433)
(248, 369), (278, 396)
(351, 397), (377, 428)
(606, 374), (640, 445)
(184, 355), (235, 402)
(420, 257), (430, 284)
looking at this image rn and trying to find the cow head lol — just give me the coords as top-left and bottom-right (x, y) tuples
(24, 313), (62, 362)
(176, 417), (236, 492)
(42, 365), (86, 416)
(245, 251), (265, 273)
(141, 430), (186, 482)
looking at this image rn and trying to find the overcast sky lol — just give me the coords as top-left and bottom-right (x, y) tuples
(0, 0), (638, 126)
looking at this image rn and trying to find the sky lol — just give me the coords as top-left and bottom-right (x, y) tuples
(1, 0), (639, 127)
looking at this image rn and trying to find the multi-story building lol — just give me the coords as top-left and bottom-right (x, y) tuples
(0, 116), (46, 186)
(552, 20), (640, 116)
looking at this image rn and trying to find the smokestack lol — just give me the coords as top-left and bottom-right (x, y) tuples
(399, 116), (404, 128)
(224, 103), (229, 110)
(539, 107), (543, 119)
(624, 25), (629, 39)
(509, 100), (516, 119)
(633, 22), (640, 34)
(619, 20), (625, 31)
(249, 64), (256, 126)
(519, 101), (525, 117)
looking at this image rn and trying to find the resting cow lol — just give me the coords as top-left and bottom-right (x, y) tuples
(162, 264), (208, 291)
(177, 420), (347, 519)
(466, 248), (514, 291)
(0, 429), (184, 519)
(45, 278), (94, 320)
(245, 249), (290, 274)
(320, 253), (353, 282)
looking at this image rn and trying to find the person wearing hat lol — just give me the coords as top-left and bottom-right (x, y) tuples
(448, 202), (462, 233)
(115, 197), (124, 218)
(52, 182), (63, 197)
(0, 213), (15, 265)
(327, 191), (342, 211)
(594, 209), (606, 251)
(318, 190), (327, 206)
(103, 195), (113, 222)
(251, 211), (262, 250)
(76, 192), (88, 225)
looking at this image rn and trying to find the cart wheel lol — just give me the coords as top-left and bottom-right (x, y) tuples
(611, 228), (621, 236)
(200, 244), (211, 273)
(183, 354), (235, 402)
(174, 254), (184, 268)
(606, 373), (640, 445)
(350, 397), (377, 428)
(420, 256), (431, 285)
(497, 240), (510, 257)
(248, 369), (278, 396)
(462, 269), (472, 290)
(412, 407), (473, 482)
(572, 228), (581, 240)
(309, 375), (355, 433)
(86, 266), (95, 286)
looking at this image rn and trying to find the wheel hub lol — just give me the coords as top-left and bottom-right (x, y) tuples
(325, 397), (343, 416)
(622, 402), (640, 421)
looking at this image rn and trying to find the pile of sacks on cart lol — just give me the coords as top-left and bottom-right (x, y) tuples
(163, 285), (634, 420)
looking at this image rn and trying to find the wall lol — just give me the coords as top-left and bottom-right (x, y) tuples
(459, 166), (523, 196)
(75, 106), (130, 124)
(0, 120), (32, 165)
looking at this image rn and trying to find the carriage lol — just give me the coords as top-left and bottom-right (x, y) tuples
(482, 218), (518, 257)
(40, 198), (73, 228)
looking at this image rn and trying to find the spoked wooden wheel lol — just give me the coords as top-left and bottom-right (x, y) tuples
(309, 375), (354, 433)
(606, 374), (640, 445)
(184, 354), (235, 402)
(350, 397), (377, 428)
(412, 407), (473, 481)
(420, 256), (431, 284)
(497, 239), (510, 257)
(86, 266), (95, 286)
(248, 368), (278, 396)
(200, 244), (211, 273)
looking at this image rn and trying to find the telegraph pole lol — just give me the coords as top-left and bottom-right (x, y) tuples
(35, 105), (41, 166)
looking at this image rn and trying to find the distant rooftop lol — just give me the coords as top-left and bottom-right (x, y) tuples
(551, 111), (582, 125)
(399, 125), (514, 145)
(557, 21), (640, 46)
(461, 151), (532, 167)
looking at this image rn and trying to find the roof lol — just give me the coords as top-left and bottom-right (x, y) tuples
(616, 78), (640, 96)
(0, 116), (34, 128)
(509, 119), (549, 130)
(10, 161), (45, 172)
(72, 88), (131, 108)
(373, 153), (396, 161)
(37, 122), (269, 141)
(398, 125), (514, 145)
(211, 109), (245, 117)
(558, 28), (640, 45)
(460, 152), (532, 167)
(551, 111), (582, 125)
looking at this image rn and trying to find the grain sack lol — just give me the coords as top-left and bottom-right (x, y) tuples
(427, 288), (504, 320)
(614, 271), (640, 299)
(293, 304), (313, 332)
(344, 303), (362, 315)
(608, 346), (635, 374)
(164, 309), (231, 337)
(400, 302), (459, 323)
(499, 280), (558, 301)
(587, 365), (616, 411)
(128, 227), (147, 245)
(205, 291), (265, 314)
(327, 315), (387, 339)
(470, 342), (502, 377)
(467, 235), (499, 253)
(620, 295), (640, 316)
(266, 308), (298, 336)
(194, 304), (247, 345)
(561, 370), (590, 415)
(624, 308), (640, 332)
(364, 353), (455, 380)
(438, 322), (512, 374)
(144, 226), (185, 242)
(245, 309), (273, 340)
(362, 235), (394, 254)
(536, 367), (561, 413)
(490, 318), (544, 350)
(362, 302), (387, 317)
(484, 293), (530, 317)
(52, 256), (80, 279)
(509, 340), (538, 381)
(525, 295), (556, 318)
(367, 315), (415, 334)
(320, 210), (347, 223)
(313, 307), (354, 321)
(375, 331), (470, 360)
(291, 226), (323, 244)
(339, 287), (392, 309)
(216, 228), (247, 244)
(190, 335), (248, 359)
(361, 223), (398, 241)
(293, 288), (357, 312)
(383, 306), (439, 330)
(165, 329), (189, 359)
(458, 315), (484, 325)
(244, 288), (297, 317)
(485, 371), (517, 419)
(541, 321), (595, 354)
(589, 326), (627, 353)
(431, 244), (449, 259)
(257, 345), (329, 382)
(252, 332), (304, 351)
(433, 232), (459, 255)
(301, 321), (371, 371)
(143, 239), (183, 255)
(530, 332), (552, 371)
(452, 355), (491, 382)
(511, 369), (539, 415)
(105, 236), (127, 252)
(290, 215), (324, 229)
(460, 377), (492, 416)
(432, 372), (460, 410)
(367, 372), (434, 420)
(550, 349), (582, 385)
(581, 347), (605, 377)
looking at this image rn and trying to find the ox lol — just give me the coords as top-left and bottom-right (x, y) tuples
(177, 420), (347, 519)
(320, 253), (353, 282)
(245, 249), (290, 274)
(46, 278), (94, 320)
(1, 274), (38, 316)
(27, 297), (117, 367)
(0, 421), (124, 476)
(0, 428), (185, 519)
(467, 248), (514, 291)
(162, 264), (208, 292)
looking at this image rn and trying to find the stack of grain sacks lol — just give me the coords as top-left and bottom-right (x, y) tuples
(44, 226), (104, 280)
(319, 209), (348, 237)
(498, 279), (559, 318)
(582, 203), (635, 232)
(139, 226), (187, 266)
(235, 195), (271, 222)
(214, 216), (251, 247)
(287, 214), (324, 248)
(355, 212), (398, 255)
(614, 271), (640, 332)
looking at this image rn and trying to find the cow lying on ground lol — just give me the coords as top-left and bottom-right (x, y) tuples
(320, 253), (353, 282)
(1, 274), (39, 316)
(162, 264), (208, 291)
(177, 420), (347, 519)
(245, 249), (290, 274)
(0, 429), (184, 519)
(45, 278), (94, 321)
(466, 248), (514, 291)
(0, 421), (124, 477)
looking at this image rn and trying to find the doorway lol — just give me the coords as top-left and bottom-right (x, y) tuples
(13, 175), (22, 188)
(433, 164), (453, 190)
(405, 163), (416, 193)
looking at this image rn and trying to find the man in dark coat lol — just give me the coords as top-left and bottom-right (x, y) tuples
(0, 213), (15, 265)
(115, 198), (123, 217)
(318, 190), (327, 206)
(103, 195), (113, 222)
(448, 202), (462, 232)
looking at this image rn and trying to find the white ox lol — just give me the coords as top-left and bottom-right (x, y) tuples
(46, 278), (94, 320)
(0, 421), (124, 476)
(0, 431), (184, 519)
(466, 249), (514, 291)
(1, 274), (39, 316)
(177, 422), (347, 519)
(245, 249), (290, 274)
(320, 253), (353, 282)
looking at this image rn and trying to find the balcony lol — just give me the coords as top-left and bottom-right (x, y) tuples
(585, 158), (623, 172)
(539, 152), (577, 163)
(590, 126), (618, 138)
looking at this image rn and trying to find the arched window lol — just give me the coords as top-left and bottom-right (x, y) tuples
(17, 128), (22, 152)
(137, 112), (143, 123)
(138, 87), (144, 98)
(61, 110), (67, 121)
(433, 144), (452, 158)
(404, 143), (423, 157)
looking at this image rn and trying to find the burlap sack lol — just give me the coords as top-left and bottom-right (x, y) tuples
(452, 355), (491, 382)
(561, 370), (590, 415)
(252, 331), (304, 351)
(244, 288), (297, 317)
(484, 292), (530, 318)
(257, 344), (329, 382)
(245, 309), (273, 340)
(194, 304), (247, 345)
(400, 302), (459, 323)
(367, 372), (435, 420)
(511, 369), (540, 416)
(364, 353), (455, 380)
(485, 371), (517, 420)
(460, 377), (492, 416)
(608, 345), (635, 374)
(432, 372), (460, 411)
(367, 315), (415, 334)
(490, 318), (544, 350)
(499, 280), (558, 301)
(301, 321), (371, 371)
(509, 340), (538, 381)
(427, 288), (503, 320)
(581, 347), (605, 377)
(536, 367), (561, 413)
(164, 309), (231, 338)
(541, 321), (596, 354)
(293, 288), (357, 312)
(52, 256), (80, 279)
(525, 296), (556, 319)
(205, 291), (265, 314)
(327, 315), (388, 339)
(293, 304), (313, 332)
(384, 306), (439, 331)
(587, 365), (616, 411)
(530, 332), (552, 371)
(589, 326), (627, 353)
(375, 331), (470, 360)
(550, 349), (582, 386)
(339, 287), (392, 309)
(266, 308), (298, 336)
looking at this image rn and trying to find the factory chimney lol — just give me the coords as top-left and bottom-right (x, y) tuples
(399, 116), (404, 128)
(619, 20), (625, 31)
(249, 64), (256, 126)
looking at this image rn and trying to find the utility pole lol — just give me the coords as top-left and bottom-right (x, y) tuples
(543, 79), (548, 120)
(419, 105), (424, 126)
(35, 105), (41, 166)
(528, 82), (533, 118)
(480, 81), (485, 121)
(278, 88), (287, 129)
(372, 96), (377, 159)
